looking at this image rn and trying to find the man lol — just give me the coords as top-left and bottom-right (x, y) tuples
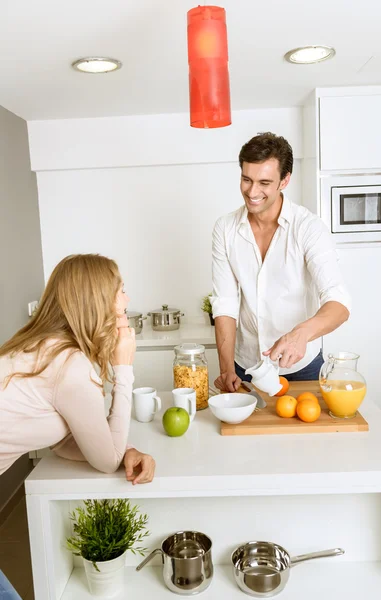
(212, 132), (350, 393)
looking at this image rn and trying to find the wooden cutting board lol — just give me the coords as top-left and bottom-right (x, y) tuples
(220, 380), (369, 436)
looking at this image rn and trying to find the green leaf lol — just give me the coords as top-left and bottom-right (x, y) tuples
(201, 294), (213, 314)
(66, 499), (150, 566)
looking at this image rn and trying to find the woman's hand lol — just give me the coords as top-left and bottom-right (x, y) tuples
(124, 448), (156, 484)
(111, 314), (136, 366)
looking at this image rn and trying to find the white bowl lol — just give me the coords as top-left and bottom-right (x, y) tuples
(208, 393), (257, 424)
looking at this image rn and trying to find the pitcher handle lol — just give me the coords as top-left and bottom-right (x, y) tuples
(264, 354), (279, 372)
(290, 547), (344, 567)
(320, 354), (335, 381)
(136, 548), (164, 571)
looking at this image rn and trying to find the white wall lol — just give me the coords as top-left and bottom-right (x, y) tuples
(36, 160), (302, 318)
(30, 107), (302, 318)
(0, 106), (44, 343)
(28, 108), (302, 171)
(0, 104), (44, 510)
(28, 102), (378, 407)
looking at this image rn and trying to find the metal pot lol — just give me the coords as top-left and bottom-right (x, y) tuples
(147, 304), (184, 331)
(136, 531), (213, 595)
(126, 311), (146, 334)
(231, 541), (344, 597)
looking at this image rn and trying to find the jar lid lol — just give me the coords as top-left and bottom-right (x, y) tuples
(150, 304), (180, 315)
(174, 343), (205, 356)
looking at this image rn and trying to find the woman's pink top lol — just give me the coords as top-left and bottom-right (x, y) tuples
(0, 347), (134, 475)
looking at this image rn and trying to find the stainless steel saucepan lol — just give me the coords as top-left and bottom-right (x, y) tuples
(126, 311), (146, 334)
(136, 531), (213, 595)
(231, 541), (344, 597)
(147, 304), (184, 331)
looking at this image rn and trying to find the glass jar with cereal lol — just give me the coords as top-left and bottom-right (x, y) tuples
(173, 343), (209, 411)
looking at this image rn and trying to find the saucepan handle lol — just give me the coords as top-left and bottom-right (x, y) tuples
(290, 547), (344, 567)
(136, 548), (164, 571)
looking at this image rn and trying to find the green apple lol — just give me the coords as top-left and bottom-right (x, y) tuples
(162, 407), (190, 437)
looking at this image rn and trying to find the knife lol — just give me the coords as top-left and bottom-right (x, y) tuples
(238, 382), (267, 409)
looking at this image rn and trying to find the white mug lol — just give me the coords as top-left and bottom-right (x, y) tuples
(172, 388), (196, 422)
(133, 387), (162, 423)
(245, 358), (282, 396)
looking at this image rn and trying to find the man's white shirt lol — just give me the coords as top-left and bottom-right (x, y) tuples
(211, 195), (351, 375)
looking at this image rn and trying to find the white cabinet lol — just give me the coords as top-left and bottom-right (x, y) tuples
(302, 87), (381, 414)
(322, 247), (381, 407)
(320, 95), (381, 172)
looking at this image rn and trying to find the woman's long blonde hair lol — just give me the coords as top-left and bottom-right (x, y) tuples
(0, 254), (122, 385)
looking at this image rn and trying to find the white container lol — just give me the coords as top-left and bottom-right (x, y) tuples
(208, 393), (257, 424)
(172, 387), (197, 422)
(245, 359), (282, 396)
(132, 387), (162, 423)
(83, 551), (126, 597)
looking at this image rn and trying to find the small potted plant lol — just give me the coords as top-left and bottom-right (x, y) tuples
(202, 293), (214, 326)
(67, 499), (149, 598)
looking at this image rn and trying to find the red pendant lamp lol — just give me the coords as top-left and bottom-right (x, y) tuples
(187, 5), (231, 129)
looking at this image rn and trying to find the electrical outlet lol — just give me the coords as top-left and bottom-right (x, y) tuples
(28, 301), (39, 317)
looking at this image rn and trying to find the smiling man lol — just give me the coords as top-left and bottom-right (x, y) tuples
(211, 132), (351, 393)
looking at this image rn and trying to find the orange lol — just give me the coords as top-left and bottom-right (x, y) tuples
(274, 376), (290, 397)
(276, 395), (297, 418)
(296, 399), (321, 423)
(296, 391), (319, 404)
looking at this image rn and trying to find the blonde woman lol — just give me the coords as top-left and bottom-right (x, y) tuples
(0, 254), (155, 482)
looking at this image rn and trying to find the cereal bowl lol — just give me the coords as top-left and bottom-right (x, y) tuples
(208, 393), (257, 424)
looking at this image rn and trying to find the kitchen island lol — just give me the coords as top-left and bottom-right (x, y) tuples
(26, 393), (381, 599)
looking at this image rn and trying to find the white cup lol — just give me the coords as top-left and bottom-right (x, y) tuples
(172, 388), (196, 422)
(133, 387), (162, 423)
(245, 358), (282, 396)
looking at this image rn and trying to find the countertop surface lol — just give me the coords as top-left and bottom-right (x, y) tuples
(62, 562), (381, 600)
(135, 321), (216, 348)
(25, 393), (381, 498)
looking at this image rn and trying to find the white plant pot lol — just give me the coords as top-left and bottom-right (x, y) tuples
(83, 551), (126, 597)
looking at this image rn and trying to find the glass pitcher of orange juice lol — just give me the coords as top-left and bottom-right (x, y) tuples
(319, 352), (366, 419)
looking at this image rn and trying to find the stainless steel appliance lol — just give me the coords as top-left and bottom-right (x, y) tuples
(321, 174), (381, 243)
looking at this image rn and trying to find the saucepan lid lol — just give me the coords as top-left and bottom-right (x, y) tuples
(148, 304), (181, 315)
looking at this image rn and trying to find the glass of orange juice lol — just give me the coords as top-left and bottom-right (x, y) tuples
(319, 352), (366, 419)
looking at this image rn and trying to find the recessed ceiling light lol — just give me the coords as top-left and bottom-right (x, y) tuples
(71, 57), (122, 74)
(284, 46), (335, 64)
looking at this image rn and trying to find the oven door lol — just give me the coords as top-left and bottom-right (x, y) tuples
(332, 185), (381, 233)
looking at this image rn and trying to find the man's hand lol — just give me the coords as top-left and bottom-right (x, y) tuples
(214, 371), (242, 393)
(124, 448), (155, 485)
(263, 328), (308, 369)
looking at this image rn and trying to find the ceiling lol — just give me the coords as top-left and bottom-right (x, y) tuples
(1, 0), (381, 121)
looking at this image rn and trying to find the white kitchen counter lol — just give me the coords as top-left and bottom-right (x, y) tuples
(61, 562), (381, 600)
(26, 393), (380, 497)
(135, 321), (216, 349)
(25, 394), (381, 600)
